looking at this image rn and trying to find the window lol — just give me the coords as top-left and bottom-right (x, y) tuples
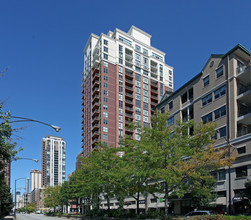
(237, 146), (246, 154)
(135, 44), (141, 52)
(136, 100), (141, 108)
(103, 127), (108, 132)
(104, 46), (108, 53)
(104, 39), (108, 45)
(143, 48), (148, 55)
(143, 96), (148, 103)
(119, 66), (123, 73)
(135, 67), (141, 73)
(103, 112), (108, 118)
(119, 115), (123, 122)
(143, 116), (149, 122)
(136, 87), (141, 94)
(104, 54), (108, 59)
(214, 85), (226, 100)
(218, 126), (226, 138)
(119, 58), (123, 64)
(103, 134), (108, 140)
(135, 80), (141, 87)
(119, 94), (123, 101)
(202, 112), (212, 124)
(143, 102), (148, 110)
(103, 119), (108, 125)
(202, 94), (212, 106)
(214, 106), (226, 120)
(119, 123), (123, 129)
(119, 86), (123, 93)
(212, 170), (226, 181)
(135, 114), (141, 121)
(143, 77), (148, 84)
(104, 75), (108, 81)
(103, 90), (108, 96)
(103, 61), (108, 67)
(236, 166), (247, 178)
(103, 97), (108, 103)
(203, 76), (210, 87)
(119, 108), (123, 115)
(119, 100), (123, 108)
(169, 101), (173, 110)
(135, 94), (141, 100)
(104, 68), (108, 74)
(135, 134), (141, 140)
(143, 70), (148, 76)
(135, 73), (141, 81)
(103, 104), (108, 110)
(216, 66), (223, 78)
(143, 90), (148, 97)
(143, 110), (149, 116)
(104, 82), (108, 88)
(119, 35), (132, 46)
(152, 52), (163, 61)
(168, 116), (174, 126)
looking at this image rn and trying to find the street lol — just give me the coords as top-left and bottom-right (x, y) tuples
(17, 213), (62, 220)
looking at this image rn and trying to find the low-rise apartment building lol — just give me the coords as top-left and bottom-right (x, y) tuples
(155, 44), (251, 215)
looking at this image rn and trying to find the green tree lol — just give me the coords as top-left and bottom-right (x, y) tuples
(121, 112), (231, 215)
(44, 186), (61, 212)
(0, 182), (12, 216)
(25, 203), (36, 213)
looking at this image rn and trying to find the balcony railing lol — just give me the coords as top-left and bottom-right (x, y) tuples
(125, 92), (133, 98)
(125, 106), (133, 111)
(239, 105), (251, 117)
(238, 84), (251, 95)
(125, 99), (133, 104)
(237, 127), (251, 137)
(125, 79), (133, 84)
(125, 113), (133, 118)
(125, 85), (133, 91)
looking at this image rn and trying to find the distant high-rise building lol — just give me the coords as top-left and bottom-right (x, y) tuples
(25, 178), (30, 193)
(81, 26), (173, 157)
(30, 170), (41, 192)
(42, 135), (66, 187)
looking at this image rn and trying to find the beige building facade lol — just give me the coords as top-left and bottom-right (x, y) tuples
(155, 44), (251, 215)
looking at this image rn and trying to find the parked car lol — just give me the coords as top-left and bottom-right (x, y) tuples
(35, 210), (41, 214)
(184, 210), (216, 217)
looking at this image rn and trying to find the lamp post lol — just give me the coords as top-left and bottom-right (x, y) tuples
(10, 116), (61, 132)
(13, 158), (39, 217)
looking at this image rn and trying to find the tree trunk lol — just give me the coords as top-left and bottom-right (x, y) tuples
(164, 181), (168, 216)
(136, 191), (140, 215)
(107, 196), (110, 211)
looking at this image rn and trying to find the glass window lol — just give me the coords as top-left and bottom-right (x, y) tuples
(152, 52), (163, 61)
(103, 112), (108, 118)
(143, 116), (149, 122)
(104, 75), (108, 81)
(104, 46), (108, 53)
(169, 101), (173, 110)
(143, 70), (148, 76)
(104, 39), (108, 45)
(219, 170), (226, 180)
(135, 134), (141, 140)
(103, 61), (108, 67)
(119, 108), (123, 115)
(135, 114), (141, 121)
(119, 86), (123, 93)
(119, 94), (123, 101)
(135, 94), (141, 100)
(135, 73), (141, 81)
(167, 116), (174, 126)
(237, 146), (246, 154)
(143, 48), (148, 55)
(214, 106), (226, 120)
(218, 126), (226, 138)
(103, 127), (108, 132)
(118, 35), (132, 46)
(119, 58), (123, 64)
(143, 83), (148, 90)
(135, 107), (141, 114)
(103, 104), (108, 110)
(202, 112), (212, 124)
(169, 70), (172, 75)
(143, 96), (148, 103)
(135, 80), (141, 87)
(136, 100), (141, 108)
(104, 68), (108, 74)
(202, 94), (212, 106)
(203, 76), (210, 87)
(119, 123), (123, 129)
(143, 90), (148, 97)
(143, 77), (148, 84)
(214, 85), (226, 100)
(104, 54), (108, 60)
(135, 67), (141, 73)
(104, 90), (108, 96)
(119, 100), (123, 108)
(216, 66), (223, 78)
(104, 82), (108, 88)
(119, 115), (123, 122)
(103, 134), (108, 140)
(135, 44), (141, 52)
(143, 110), (149, 116)
(143, 102), (148, 110)
(135, 87), (141, 94)
(236, 166), (247, 178)
(103, 97), (108, 103)
(119, 66), (123, 73)
(103, 119), (108, 125)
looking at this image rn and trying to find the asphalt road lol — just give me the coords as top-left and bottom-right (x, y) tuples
(17, 213), (62, 220)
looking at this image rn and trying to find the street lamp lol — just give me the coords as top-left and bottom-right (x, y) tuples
(10, 116), (61, 132)
(13, 158), (39, 217)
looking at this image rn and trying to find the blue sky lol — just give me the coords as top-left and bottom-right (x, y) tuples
(0, 0), (250, 193)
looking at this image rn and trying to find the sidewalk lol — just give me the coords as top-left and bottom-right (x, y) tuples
(0, 216), (14, 220)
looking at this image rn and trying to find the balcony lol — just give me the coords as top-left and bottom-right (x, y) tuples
(125, 78), (133, 85)
(93, 80), (99, 88)
(92, 101), (99, 110)
(125, 113), (133, 119)
(125, 106), (133, 112)
(93, 87), (99, 95)
(125, 85), (133, 91)
(151, 72), (158, 79)
(151, 80), (158, 89)
(151, 87), (158, 94)
(150, 65), (158, 74)
(237, 105), (251, 124)
(237, 126), (251, 137)
(125, 99), (133, 106)
(92, 116), (99, 124)
(236, 66), (251, 83)
(125, 92), (133, 99)
(151, 95), (158, 101)
(125, 53), (133, 62)
(125, 70), (133, 79)
(92, 123), (100, 131)
(92, 131), (99, 138)
(92, 94), (99, 103)
(92, 109), (99, 117)
(92, 72), (99, 81)
(92, 138), (99, 146)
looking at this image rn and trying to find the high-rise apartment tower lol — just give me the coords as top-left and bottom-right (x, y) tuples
(30, 170), (41, 192)
(82, 26), (173, 157)
(42, 135), (66, 187)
